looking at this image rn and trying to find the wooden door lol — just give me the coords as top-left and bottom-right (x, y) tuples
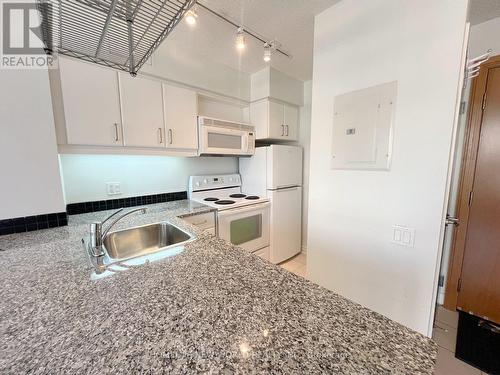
(457, 67), (500, 323)
(284, 103), (299, 141)
(59, 58), (123, 146)
(163, 84), (198, 150)
(119, 74), (165, 148)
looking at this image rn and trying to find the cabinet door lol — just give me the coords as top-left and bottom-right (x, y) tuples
(284, 104), (299, 141)
(119, 74), (165, 148)
(59, 58), (122, 146)
(268, 100), (286, 139)
(250, 100), (269, 139)
(163, 84), (198, 150)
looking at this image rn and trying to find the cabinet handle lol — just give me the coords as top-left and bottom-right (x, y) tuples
(281, 125), (285, 136)
(168, 129), (173, 145)
(158, 128), (163, 144)
(285, 125), (289, 136)
(114, 123), (119, 142)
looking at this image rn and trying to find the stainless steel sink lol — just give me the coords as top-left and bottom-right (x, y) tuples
(102, 221), (193, 262)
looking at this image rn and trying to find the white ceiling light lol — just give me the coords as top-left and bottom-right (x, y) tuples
(235, 27), (246, 51)
(184, 8), (198, 26)
(263, 42), (272, 62)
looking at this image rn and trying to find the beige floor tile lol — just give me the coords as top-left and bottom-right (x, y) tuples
(434, 347), (481, 375)
(433, 322), (457, 353)
(435, 305), (459, 329)
(295, 252), (307, 265)
(294, 264), (307, 278)
(280, 259), (301, 273)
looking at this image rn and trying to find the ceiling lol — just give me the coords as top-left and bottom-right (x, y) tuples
(157, 0), (340, 81)
(469, 0), (500, 25)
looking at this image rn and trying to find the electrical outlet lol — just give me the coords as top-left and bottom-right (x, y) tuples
(392, 225), (415, 247)
(106, 182), (121, 196)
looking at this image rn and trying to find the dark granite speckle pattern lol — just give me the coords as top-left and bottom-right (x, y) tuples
(0, 200), (436, 374)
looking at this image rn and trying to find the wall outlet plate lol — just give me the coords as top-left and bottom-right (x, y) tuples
(106, 182), (121, 196)
(392, 225), (415, 247)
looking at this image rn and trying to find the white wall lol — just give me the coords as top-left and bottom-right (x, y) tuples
(307, 0), (467, 336)
(299, 81), (312, 251)
(60, 155), (238, 203)
(0, 69), (66, 219)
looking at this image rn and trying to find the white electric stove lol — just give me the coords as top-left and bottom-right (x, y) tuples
(188, 174), (270, 260)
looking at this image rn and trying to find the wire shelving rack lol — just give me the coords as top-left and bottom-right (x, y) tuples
(37, 0), (196, 75)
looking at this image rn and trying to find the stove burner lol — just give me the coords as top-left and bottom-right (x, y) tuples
(215, 200), (236, 205)
(245, 196), (260, 200)
(204, 197), (220, 202)
(229, 194), (246, 198)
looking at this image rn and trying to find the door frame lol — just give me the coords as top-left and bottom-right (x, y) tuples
(444, 55), (500, 310)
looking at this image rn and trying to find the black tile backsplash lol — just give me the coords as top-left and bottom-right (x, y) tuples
(0, 191), (187, 237)
(0, 211), (68, 236)
(66, 191), (188, 215)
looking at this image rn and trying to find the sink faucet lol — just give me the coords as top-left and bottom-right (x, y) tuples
(89, 207), (147, 257)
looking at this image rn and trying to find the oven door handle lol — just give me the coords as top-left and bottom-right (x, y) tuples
(217, 201), (270, 217)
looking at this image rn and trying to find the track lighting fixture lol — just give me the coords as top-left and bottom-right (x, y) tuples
(184, 8), (198, 26)
(235, 27), (246, 50)
(263, 42), (272, 62)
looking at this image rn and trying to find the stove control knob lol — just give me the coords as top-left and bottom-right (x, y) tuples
(203, 179), (208, 184)
(195, 181), (201, 187)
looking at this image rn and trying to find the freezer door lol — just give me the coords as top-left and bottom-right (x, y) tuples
(268, 145), (303, 189)
(239, 147), (268, 197)
(269, 186), (302, 264)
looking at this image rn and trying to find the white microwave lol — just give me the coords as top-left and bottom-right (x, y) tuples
(198, 116), (255, 156)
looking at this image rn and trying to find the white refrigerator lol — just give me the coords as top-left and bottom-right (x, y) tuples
(239, 145), (303, 264)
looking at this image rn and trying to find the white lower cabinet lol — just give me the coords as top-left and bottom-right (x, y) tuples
(119, 74), (166, 148)
(59, 58), (123, 146)
(163, 84), (198, 150)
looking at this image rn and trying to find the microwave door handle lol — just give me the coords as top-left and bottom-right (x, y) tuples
(243, 133), (249, 152)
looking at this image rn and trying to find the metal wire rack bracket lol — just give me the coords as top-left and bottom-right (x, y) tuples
(37, 0), (196, 75)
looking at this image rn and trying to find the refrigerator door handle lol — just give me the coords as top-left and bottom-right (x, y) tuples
(271, 185), (300, 191)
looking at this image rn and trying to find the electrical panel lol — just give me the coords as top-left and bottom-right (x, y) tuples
(331, 81), (397, 170)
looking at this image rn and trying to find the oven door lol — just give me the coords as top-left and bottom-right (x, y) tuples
(199, 125), (253, 155)
(217, 202), (270, 253)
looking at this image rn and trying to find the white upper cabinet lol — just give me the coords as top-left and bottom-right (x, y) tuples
(283, 103), (299, 140)
(59, 58), (123, 146)
(163, 84), (198, 150)
(250, 99), (299, 141)
(119, 74), (166, 148)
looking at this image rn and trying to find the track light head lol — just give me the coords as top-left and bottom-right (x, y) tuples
(235, 27), (246, 51)
(184, 8), (198, 26)
(263, 42), (272, 62)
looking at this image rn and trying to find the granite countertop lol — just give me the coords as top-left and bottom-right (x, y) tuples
(0, 200), (436, 374)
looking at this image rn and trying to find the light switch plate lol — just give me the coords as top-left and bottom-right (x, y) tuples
(106, 182), (121, 196)
(392, 225), (415, 247)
